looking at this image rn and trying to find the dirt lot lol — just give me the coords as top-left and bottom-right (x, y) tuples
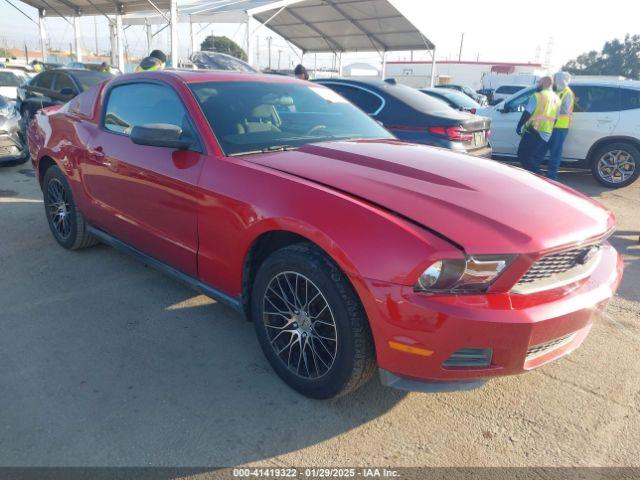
(0, 160), (638, 467)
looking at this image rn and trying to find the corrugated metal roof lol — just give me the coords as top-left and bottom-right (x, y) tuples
(251, 0), (433, 53)
(17, 0), (170, 16)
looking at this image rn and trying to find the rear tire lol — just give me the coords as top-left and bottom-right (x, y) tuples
(590, 142), (639, 188)
(251, 243), (376, 399)
(42, 164), (98, 250)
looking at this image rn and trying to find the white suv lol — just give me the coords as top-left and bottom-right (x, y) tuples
(477, 79), (640, 188)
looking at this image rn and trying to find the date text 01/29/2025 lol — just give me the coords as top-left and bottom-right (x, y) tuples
(232, 468), (400, 477)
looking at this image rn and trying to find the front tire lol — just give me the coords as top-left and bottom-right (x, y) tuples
(591, 142), (639, 188)
(43, 165), (97, 250)
(251, 243), (376, 399)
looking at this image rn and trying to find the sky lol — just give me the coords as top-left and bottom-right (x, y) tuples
(0, 0), (638, 71)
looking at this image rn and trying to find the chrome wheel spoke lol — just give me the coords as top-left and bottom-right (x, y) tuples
(263, 271), (337, 379)
(599, 150), (636, 184)
(46, 178), (72, 240)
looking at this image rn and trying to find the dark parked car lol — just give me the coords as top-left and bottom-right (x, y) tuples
(436, 84), (487, 106)
(420, 87), (481, 113)
(17, 68), (113, 130)
(316, 78), (491, 157)
(189, 51), (257, 72)
(0, 95), (26, 164)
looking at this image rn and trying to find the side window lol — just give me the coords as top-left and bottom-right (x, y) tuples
(505, 89), (534, 112)
(53, 73), (76, 94)
(34, 72), (54, 90)
(572, 86), (620, 113)
(619, 88), (640, 111)
(326, 84), (382, 115)
(104, 83), (192, 136)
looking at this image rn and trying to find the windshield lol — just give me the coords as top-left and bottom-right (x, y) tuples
(71, 70), (112, 91)
(0, 71), (21, 87)
(189, 81), (394, 156)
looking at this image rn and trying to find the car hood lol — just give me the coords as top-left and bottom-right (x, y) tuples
(247, 140), (614, 254)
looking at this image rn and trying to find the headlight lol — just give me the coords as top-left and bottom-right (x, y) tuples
(0, 101), (18, 119)
(416, 256), (513, 293)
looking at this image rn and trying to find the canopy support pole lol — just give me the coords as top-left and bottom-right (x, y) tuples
(170, 0), (178, 66)
(245, 16), (253, 67)
(145, 18), (152, 51)
(189, 16), (196, 56)
(430, 47), (437, 87)
(381, 51), (387, 80)
(109, 21), (117, 65)
(38, 8), (47, 62)
(73, 11), (82, 62)
(115, 8), (125, 72)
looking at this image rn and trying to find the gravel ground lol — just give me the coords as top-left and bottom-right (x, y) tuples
(0, 160), (638, 467)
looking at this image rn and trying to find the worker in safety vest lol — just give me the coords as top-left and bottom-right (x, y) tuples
(544, 71), (575, 180)
(31, 60), (44, 73)
(516, 76), (561, 174)
(135, 50), (166, 72)
(100, 62), (112, 74)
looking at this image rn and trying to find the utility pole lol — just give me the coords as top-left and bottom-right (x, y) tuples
(277, 49), (281, 70)
(267, 36), (272, 70)
(458, 33), (464, 61)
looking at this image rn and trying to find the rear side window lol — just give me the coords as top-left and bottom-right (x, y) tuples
(619, 88), (640, 111)
(572, 85), (620, 112)
(325, 84), (383, 114)
(54, 73), (76, 93)
(72, 70), (112, 91)
(103, 82), (192, 136)
(34, 71), (54, 89)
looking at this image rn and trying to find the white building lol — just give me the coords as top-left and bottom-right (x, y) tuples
(343, 62), (380, 78)
(385, 60), (548, 90)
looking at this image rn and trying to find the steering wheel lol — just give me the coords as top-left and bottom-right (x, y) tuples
(306, 124), (328, 136)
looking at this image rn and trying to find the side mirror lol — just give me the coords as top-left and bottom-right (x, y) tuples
(130, 123), (192, 150)
(60, 87), (76, 97)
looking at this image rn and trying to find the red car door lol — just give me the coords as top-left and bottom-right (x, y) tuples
(79, 81), (205, 276)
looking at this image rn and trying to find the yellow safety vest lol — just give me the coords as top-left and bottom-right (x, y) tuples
(135, 63), (163, 72)
(527, 89), (561, 135)
(555, 87), (575, 129)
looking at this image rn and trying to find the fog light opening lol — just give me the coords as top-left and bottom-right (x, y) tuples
(442, 348), (493, 369)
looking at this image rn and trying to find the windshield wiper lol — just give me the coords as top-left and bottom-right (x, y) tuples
(226, 145), (299, 157)
(262, 145), (298, 152)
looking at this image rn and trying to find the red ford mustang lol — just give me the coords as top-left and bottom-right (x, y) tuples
(28, 71), (623, 399)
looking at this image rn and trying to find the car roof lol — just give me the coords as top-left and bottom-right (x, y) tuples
(570, 78), (640, 89)
(496, 84), (529, 88)
(124, 69), (305, 85)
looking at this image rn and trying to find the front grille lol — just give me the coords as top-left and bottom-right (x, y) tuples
(513, 244), (601, 294)
(526, 333), (576, 361)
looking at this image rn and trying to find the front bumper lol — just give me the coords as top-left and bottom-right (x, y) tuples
(358, 243), (622, 392)
(0, 118), (26, 163)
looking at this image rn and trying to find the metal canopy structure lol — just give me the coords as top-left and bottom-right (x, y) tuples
(252, 0), (434, 54)
(19, 0), (170, 17)
(13, 0), (176, 71)
(12, 0), (436, 83)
